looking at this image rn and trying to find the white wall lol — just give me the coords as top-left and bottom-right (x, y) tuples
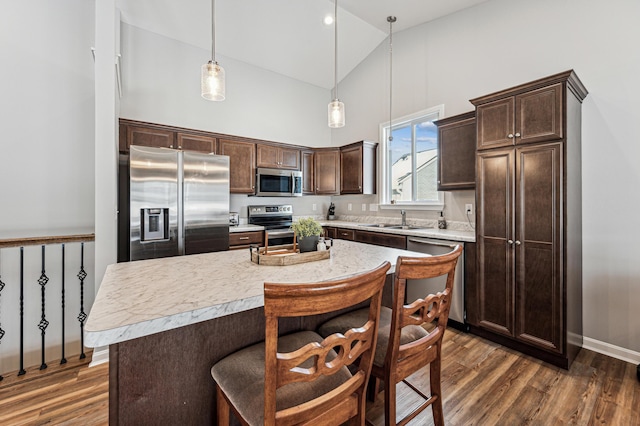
(119, 24), (332, 148)
(338, 0), (640, 355)
(0, 0), (96, 371)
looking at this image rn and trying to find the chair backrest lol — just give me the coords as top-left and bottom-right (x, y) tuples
(263, 261), (390, 426)
(386, 245), (463, 375)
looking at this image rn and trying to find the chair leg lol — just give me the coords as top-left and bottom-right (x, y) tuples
(367, 376), (381, 402)
(384, 376), (396, 426)
(429, 359), (444, 426)
(216, 385), (231, 426)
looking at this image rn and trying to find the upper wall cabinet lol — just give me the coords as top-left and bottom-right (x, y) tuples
(120, 122), (175, 152)
(340, 141), (377, 195)
(301, 150), (315, 195)
(218, 139), (256, 194)
(119, 120), (216, 154)
(314, 148), (340, 195)
(176, 133), (216, 153)
(473, 81), (564, 150)
(256, 144), (300, 170)
(434, 111), (476, 191)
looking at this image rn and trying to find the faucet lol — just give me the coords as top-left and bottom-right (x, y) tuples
(400, 209), (406, 227)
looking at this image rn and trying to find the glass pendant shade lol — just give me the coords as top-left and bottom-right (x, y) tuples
(201, 61), (225, 101)
(328, 99), (345, 128)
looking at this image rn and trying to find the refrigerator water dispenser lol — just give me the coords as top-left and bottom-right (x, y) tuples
(141, 208), (169, 241)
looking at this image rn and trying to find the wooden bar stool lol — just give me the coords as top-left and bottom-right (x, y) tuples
(211, 261), (390, 426)
(318, 245), (463, 426)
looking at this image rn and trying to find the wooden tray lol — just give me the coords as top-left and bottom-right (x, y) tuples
(250, 244), (330, 266)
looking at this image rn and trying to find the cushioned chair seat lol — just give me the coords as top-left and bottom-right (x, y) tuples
(211, 330), (352, 426)
(318, 306), (429, 367)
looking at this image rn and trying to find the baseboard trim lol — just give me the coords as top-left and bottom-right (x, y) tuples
(583, 337), (640, 364)
(89, 346), (109, 367)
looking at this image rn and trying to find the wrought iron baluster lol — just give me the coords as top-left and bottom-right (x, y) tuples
(18, 247), (25, 376)
(38, 245), (49, 370)
(60, 244), (67, 365)
(0, 253), (5, 381)
(77, 242), (87, 359)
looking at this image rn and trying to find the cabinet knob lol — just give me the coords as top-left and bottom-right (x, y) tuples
(508, 239), (514, 245)
(515, 240), (521, 245)
(514, 133), (521, 138)
(507, 134), (514, 139)
(178, 146), (182, 149)
(170, 145), (174, 148)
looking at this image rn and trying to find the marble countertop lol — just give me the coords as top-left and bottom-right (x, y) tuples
(319, 220), (475, 243)
(229, 224), (264, 233)
(85, 240), (428, 348)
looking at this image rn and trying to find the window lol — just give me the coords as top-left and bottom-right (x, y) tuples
(379, 105), (444, 209)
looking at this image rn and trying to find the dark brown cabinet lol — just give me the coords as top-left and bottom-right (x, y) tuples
(354, 230), (405, 249)
(474, 81), (564, 150)
(176, 133), (216, 153)
(323, 226), (337, 239)
(229, 231), (263, 250)
(434, 111), (476, 191)
(256, 144), (300, 170)
(119, 120), (217, 154)
(314, 148), (340, 195)
(340, 141), (377, 194)
(120, 123), (175, 152)
(470, 70), (588, 369)
(219, 139), (256, 194)
(301, 150), (315, 195)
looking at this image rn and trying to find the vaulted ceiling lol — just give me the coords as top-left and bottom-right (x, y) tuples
(116, 0), (489, 89)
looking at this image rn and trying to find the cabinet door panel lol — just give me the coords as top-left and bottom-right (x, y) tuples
(280, 147), (300, 170)
(477, 149), (515, 336)
(301, 151), (315, 194)
(516, 84), (563, 145)
(127, 126), (175, 150)
(219, 139), (256, 194)
(477, 97), (514, 150)
(340, 145), (363, 194)
(437, 114), (476, 190)
(515, 143), (562, 352)
(177, 133), (216, 153)
(315, 150), (340, 195)
(256, 144), (279, 168)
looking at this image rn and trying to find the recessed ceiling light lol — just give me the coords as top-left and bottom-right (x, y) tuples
(323, 15), (334, 25)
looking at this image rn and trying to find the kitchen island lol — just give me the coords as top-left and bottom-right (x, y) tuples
(85, 240), (429, 425)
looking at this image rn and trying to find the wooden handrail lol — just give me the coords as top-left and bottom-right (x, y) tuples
(0, 233), (95, 249)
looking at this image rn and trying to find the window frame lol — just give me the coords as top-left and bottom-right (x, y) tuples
(378, 105), (445, 211)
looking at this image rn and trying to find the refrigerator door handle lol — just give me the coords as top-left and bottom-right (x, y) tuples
(177, 151), (185, 255)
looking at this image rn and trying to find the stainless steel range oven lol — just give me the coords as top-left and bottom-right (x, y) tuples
(248, 204), (294, 246)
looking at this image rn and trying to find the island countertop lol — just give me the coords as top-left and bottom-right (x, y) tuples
(85, 240), (428, 348)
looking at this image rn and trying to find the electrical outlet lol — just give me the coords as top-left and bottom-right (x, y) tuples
(361, 203), (367, 211)
(465, 204), (474, 215)
(369, 203), (378, 212)
(312, 203), (317, 211)
(348, 203), (352, 211)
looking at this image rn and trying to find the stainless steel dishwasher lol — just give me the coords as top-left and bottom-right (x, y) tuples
(406, 237), (465, 328)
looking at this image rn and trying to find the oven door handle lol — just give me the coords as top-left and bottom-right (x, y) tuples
(266, 229), (294, 237)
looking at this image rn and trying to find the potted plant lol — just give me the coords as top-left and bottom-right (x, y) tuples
(291, 217), (323, 252)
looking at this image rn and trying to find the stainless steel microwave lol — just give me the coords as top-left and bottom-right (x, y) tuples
(255, 168), (303, 197)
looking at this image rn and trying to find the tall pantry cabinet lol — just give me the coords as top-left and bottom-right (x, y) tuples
(469, 70), (588, 369)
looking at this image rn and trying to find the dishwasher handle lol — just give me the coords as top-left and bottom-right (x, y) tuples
(407, 237), (461, 249)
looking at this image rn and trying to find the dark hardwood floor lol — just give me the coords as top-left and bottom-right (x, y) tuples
(1, 329), (638, 425)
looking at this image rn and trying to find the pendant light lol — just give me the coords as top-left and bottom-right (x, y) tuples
(387, 16), (396, 142)
(328, 0), (345, 128)
(201, 0), (225, 101)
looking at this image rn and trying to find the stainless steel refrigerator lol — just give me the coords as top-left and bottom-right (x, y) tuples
(129, 145), (230, 261)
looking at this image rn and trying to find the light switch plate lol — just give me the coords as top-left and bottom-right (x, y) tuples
(348, 203), (352, 211)
(361, 203), (367, 211)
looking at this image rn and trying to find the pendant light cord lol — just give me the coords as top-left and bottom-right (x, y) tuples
(387, 16), (396, 142)
(211, 0), (216, 63)
(334, 0), (339, 100)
